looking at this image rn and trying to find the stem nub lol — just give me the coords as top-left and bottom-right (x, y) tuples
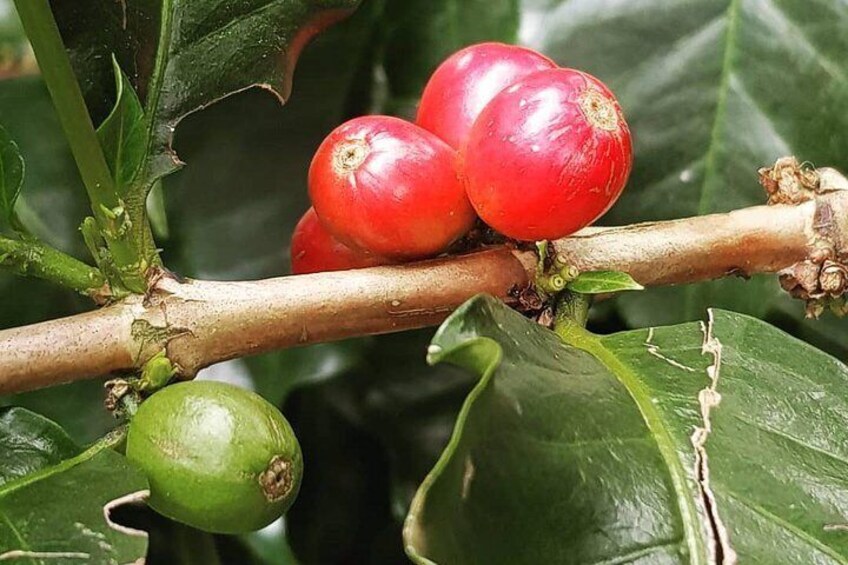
(259, 455), (295, 502)
(579, 89), (619, 132)
(332, 139), (369, 176)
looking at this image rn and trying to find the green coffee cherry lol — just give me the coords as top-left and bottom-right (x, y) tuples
(126, 381), (303, 534)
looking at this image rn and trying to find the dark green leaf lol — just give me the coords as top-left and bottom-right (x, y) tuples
(285, 383), (403, 564)
(54, 0), (362, 191)
(0, 406), (78, 485)
(0, 380), (116, 444)
(0, 77), (89, 257)
(96, 57), (147, 192)
(380, 0), (519, 116)
(568, 270), (644, 294)
(162, 0), (383, 279)
(281, 330), (471, 564)
(407, 295), (848, 564)
(321, 330), (475, 517)
(245, 340), (368, 406)
(0, 123), (23, 228)
(0, 76), (92, 331)
(0, 408), (148, 563)
(521, 0), (848, 324)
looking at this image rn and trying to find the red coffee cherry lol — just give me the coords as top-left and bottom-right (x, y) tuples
(290, 207), (388, 274)
(309, 116), (475, 260)
(416, 42), (556, 149)
(462, 68), (633, 241)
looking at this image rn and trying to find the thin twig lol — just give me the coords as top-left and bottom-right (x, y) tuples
(0, 236), (105, 295)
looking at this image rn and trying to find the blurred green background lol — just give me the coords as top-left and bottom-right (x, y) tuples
(2, 0), (848, 562)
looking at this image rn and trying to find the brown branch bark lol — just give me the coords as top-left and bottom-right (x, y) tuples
(2, 189), (847, 395)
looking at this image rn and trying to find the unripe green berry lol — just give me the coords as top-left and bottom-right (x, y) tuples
(126, 381), (303, 534)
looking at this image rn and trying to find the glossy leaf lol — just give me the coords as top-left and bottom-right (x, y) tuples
(0, 380), (116, 445)
(568, 270), (644, 294)
(96, 57), (146, 192)
(0, 408), (148, 563)
(0, 123), (22, 228)
(53, 0), (362, 191)
(0, 407), (78, 484)
(285, 381), (406, 564)
(406, 295), (848, 564)
(244, 341), (368, 406)
(163, 0), (382, 280)
(520, 0), (848, 324)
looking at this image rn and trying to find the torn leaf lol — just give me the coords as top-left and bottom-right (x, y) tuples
(406, 295), (848, 564)
(0, 408), (148, 563)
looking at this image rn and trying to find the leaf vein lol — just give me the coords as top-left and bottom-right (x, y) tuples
(721, 489), (848, 564)
(733, 415), (848, 469)
(587, 539), (685, 565)
(564, 327), (709, 564)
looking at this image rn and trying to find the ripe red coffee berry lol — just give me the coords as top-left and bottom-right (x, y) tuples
(290, 208), (388, 274)
(309, 116), (475, 260)
(416, 42), (556, 149)
(462, 68), (633, 241)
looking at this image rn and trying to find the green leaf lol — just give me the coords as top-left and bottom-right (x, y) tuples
(134, 514), (223, 565)
(0, 381), (116, 444)
(380, 0), (519, 115)
(161, 0), (382, 280)
(0, 123), (23, 229)
(285, 381), (408, 564)
(0, 76), (93, 329)
(0, 77), (90, 257)
(281, 330), (471, 564)
(53, 0), (363, 191)
(96, 57), (147, 192)
(0, 408), (149, 563)
(567, 270), (644, 294)
(520, 1), (848, 323)
(245, 340), (368, 406)
(0, 407), (79, 484)
(406, 295), (848, 564)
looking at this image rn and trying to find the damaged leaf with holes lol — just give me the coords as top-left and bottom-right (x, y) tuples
(405, 295), (848, 564)
(0, 407), (148, 562)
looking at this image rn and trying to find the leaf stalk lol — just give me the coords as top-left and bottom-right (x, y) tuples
(13, 0), (151, 293)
